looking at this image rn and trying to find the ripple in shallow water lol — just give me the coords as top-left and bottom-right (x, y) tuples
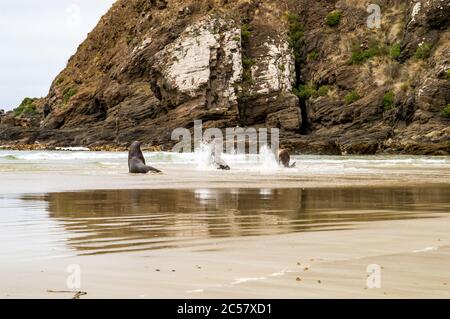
(1, 187), (447, 257)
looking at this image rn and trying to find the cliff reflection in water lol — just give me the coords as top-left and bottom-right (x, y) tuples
(22, 187), (450, 255)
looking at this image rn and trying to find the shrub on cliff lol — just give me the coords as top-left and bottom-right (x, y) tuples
(441, 105), (450, 118)
(293, 84), (316, 100)
(383, 91), (395, 111)
(389, 43), (401, 59)
(414, 43), (432, 60)
(241, 24), (252, 42)
(63, 87), (78, 104)
(293, 84), (329, 100)
(286, 12), (304, 63)
(307, 51), (318, 61)
(317, 85), (329, 96)
(13, 97), (37, 117)
(242, 57), (255, 84)
(325, 11), (341, 27)
(349, 41), (386, 64)
(344, 90), (360, 105)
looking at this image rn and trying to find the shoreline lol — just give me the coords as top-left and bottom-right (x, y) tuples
(1, 170), (450, 195)
(0, 144), (158, 152)
(1, 144), (449, 156)
(1, 150), (449, 194)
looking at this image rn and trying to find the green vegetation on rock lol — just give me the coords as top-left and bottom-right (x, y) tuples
(13, 97), (37, 117)
(344, 90), (360, 105)
(293, 84), (329, 100)
(56, 77), (65, 85)
(349, 40), (387, 64)
(325, 11), (342, 27)
(317, 85), (329, 96)
(293, 84), (316, 100)
(286, 12), (304, 63)
(389, 43), (401, 59)
(383, 91), (395, 111)
(241, 24), (252, 42)
(414, 43), (432, 60)
(63, 87), (78, 104)
(239, 24), (256, 101)
(440, 105), (450, 118)
(307, 51), (318, 61)
(242, 57), (255, 84)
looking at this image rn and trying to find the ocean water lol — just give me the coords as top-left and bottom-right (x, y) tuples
(1, 149), (450, 175)
(1, 149), (450, 258)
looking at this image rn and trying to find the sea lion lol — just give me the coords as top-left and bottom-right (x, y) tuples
(278, 149), (296, 168)
(128, 141), (162, 174)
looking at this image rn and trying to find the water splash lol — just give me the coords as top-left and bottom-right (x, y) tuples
(258, 145), (279, 171)
(194, 142), (214, 170)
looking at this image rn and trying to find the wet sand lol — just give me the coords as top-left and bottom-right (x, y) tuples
(1, 151), (450, 298)
(1, 164), (449, 195)
(2, 216), (449, 298)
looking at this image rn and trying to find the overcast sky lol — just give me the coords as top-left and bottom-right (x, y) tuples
(0, 0), (116, 110)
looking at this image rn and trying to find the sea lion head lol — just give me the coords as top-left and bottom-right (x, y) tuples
(130, 140), (142, 150)
(129, 140), (143, 154)
(128, 141), (145, 164)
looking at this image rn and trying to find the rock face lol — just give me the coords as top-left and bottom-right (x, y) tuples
(0, 0), (449, 154)
(151, 17), (242, 111)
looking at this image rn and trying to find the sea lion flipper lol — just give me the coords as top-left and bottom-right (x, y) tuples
(146, 165), (162, 174)
(290, 162), (296, 168)
(216, 163), (230, 170)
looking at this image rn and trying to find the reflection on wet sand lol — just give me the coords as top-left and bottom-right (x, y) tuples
(22, 187), (450, 255)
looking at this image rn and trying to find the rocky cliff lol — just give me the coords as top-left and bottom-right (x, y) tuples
(1, 0), (449, 154)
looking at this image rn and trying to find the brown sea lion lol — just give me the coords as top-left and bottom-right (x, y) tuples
(278, 149), (296, 168)
(128, 141), (162, 174)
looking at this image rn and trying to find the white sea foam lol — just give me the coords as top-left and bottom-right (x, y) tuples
(0, 151), (127, 161)
(0, 150), (449, 176)
(194, 142), (214, 169)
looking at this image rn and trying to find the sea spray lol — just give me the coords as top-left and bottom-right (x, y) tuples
(258, 145), (279, 172)
(194, 142), (214, 170)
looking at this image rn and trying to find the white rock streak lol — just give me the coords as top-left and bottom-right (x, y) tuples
(252, 39), (296, 95)
(159, 17), (243, 102)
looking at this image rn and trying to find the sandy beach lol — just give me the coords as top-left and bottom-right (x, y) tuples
(2, 216), (449, 298)
(1, 150), (449, 298)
